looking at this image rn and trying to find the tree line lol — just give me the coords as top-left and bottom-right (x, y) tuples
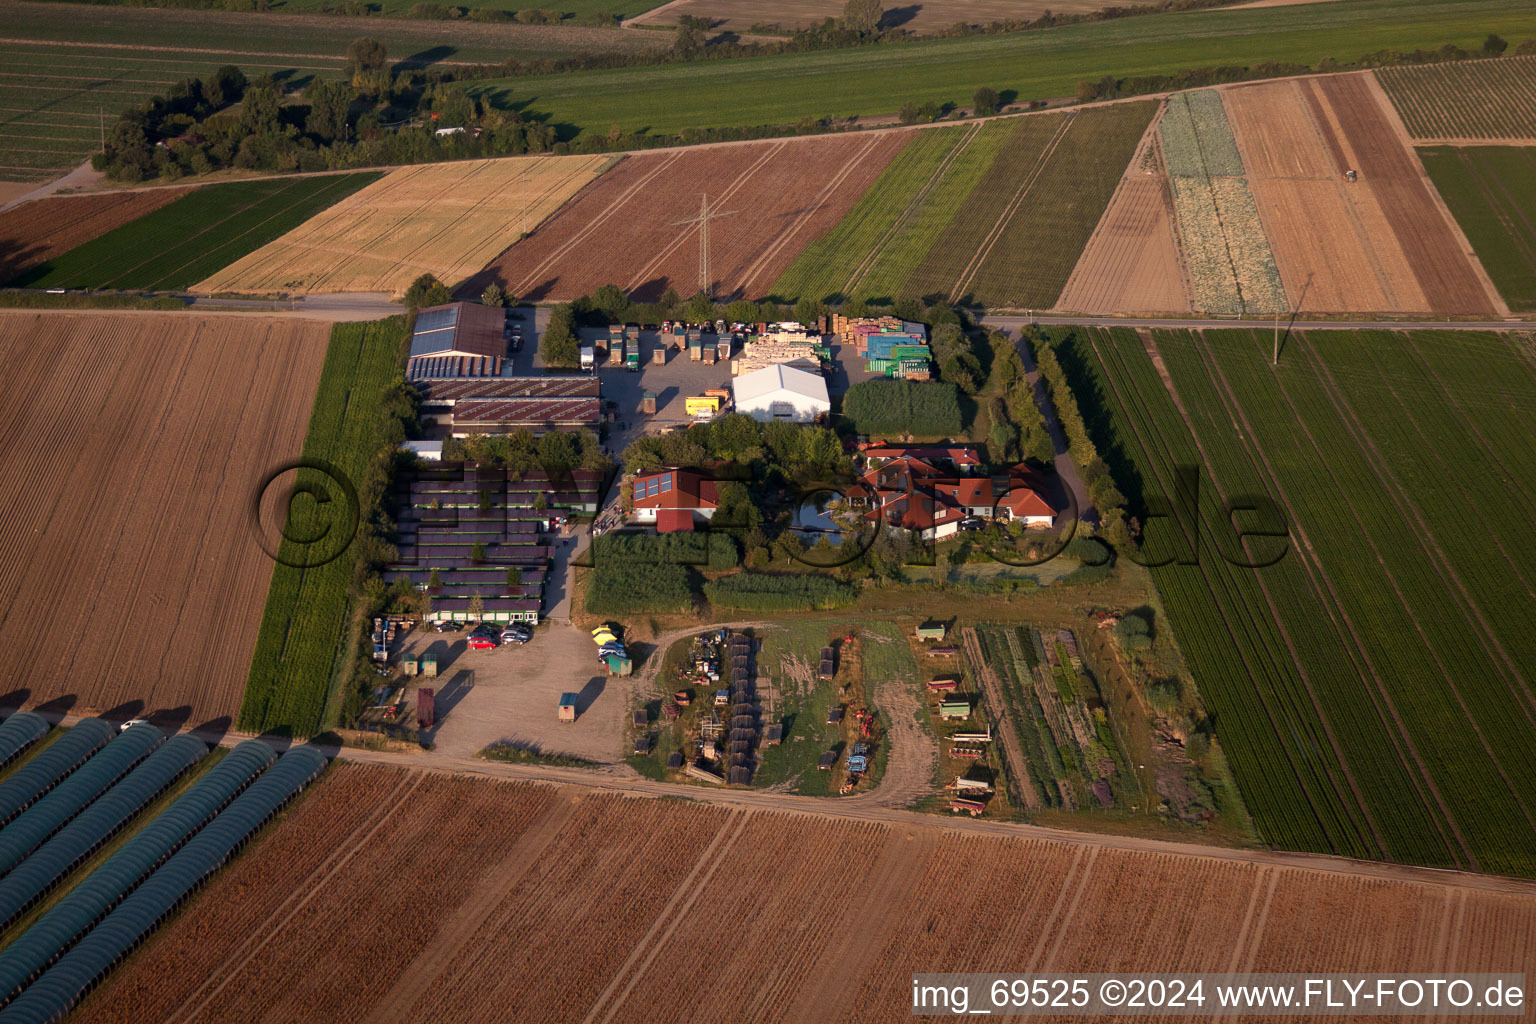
(92, 42), (556, 181)
(1076, 34), (1536, 102)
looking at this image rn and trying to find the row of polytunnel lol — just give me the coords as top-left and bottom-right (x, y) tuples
(0, 712), (330, 1023)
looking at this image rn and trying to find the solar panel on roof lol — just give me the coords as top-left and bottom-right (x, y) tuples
(414, 307), (458, 334)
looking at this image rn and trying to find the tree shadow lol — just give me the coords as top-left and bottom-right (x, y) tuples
(101, 700), (146, 724)
(0, 688), (30, 714)
(147, 705), (192, 731)
(190, 716), (233, 744)
(32, 695), (78, 721)
(879, 4), (920, 29)
(394, 45), (458, 71)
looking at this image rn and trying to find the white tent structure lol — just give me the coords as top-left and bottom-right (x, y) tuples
(731, 363), (830, 423)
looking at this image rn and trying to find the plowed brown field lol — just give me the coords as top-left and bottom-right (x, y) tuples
(75, 765), (1536, 1024)
(1057, 114), (1190, 314)
(0, 312), (328, 723)
(1224, 75), (1502, 314)
(0, 187), (192, 284)
(467, 132), (910, 303)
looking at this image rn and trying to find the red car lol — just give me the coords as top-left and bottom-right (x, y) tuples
(466, 635), (498, 650)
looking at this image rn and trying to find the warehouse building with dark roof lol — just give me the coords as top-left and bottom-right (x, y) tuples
(415, 376), (602, 436)
(406, 302), (507, 379)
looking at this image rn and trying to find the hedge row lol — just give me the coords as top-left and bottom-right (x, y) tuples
(591, 531), (737, 570)
(702, 572), (856, 611)
(1029, 328), (1129, 538)
(841, 380), (963, 437)
(584, 563), (694, 615)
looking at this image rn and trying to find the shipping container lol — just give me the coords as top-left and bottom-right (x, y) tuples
(417, 688), (435, 729)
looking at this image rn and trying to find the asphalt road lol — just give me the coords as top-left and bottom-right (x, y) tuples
(186, 291), (398, 320)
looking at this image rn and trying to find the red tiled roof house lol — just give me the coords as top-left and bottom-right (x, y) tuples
(632, 470), (719, 531)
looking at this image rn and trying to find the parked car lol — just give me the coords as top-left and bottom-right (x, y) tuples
(433, 620), (463, 632)
(501, 626), (532, 645)
(119, 718), (151, 733)
(467, 634), (498, 650)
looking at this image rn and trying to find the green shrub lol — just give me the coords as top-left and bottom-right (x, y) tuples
(703, 571), (856, 610)
(585, 563), (692, 615)
(842, 380), (962, 437)
(591, 531), (735, 569)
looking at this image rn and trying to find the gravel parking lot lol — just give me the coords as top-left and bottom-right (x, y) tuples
(399, 620), (627, 762)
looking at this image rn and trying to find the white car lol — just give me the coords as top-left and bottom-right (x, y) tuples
(119, 718), (151, 733)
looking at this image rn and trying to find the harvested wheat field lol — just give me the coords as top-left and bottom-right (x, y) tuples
(626, 0), (1105, 34)
(1057, 112), (1189, 314)
(73, 763), (1536, 1024)
(1224, 75), (1504, 315)
(0, 311), (328, 723)
(194, 155), (611, 298)
(468, 132), (910, 303)
(0, 187), (192, 285)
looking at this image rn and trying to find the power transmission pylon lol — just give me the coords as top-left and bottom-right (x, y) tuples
(672, 193), (736, 299)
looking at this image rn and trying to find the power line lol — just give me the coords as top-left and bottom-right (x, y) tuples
(671, 193), (736, 299)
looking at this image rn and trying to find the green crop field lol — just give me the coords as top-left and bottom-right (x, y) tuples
(1060, 324), (1536, 876)
(963, 101), (1153, 308)
(477, 0), (1536, 138)
(1376, 55), (1536, 140)
(1420, 146), (1536, 310)
(239, 317), (411, 737)
(769, 124), (973, 304)
(0, 2), (663, 181)
(17, 173), (380, 290)
(773, 102), (1152, 308)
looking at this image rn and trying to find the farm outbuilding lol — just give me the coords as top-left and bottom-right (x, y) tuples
(405, 303), (507, 379)
(414, 377), (601, 435)
(731, 363), (830, 423)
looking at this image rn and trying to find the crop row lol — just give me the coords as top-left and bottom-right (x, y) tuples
(1150, 329), (1531, 871)
(1158, 90), (1245, 178)
(1088, 322), (1536, 876)
(904, 114), (1071, 303)
(1222, 329), (1536, 873)
(1166, 168), (1286, 315)
(1419, 145), (1536, 311)
(1376, 56), (1536, 140)
(1066, 326), (1390, 859)
(851, 120), (1016, 304)
(769, 126), (965, 304)
(238, 318), (412, 736)
(967, 101), (1157, 309)
(1158, 91), (1286, 316)
(20, 174), (381, 291)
